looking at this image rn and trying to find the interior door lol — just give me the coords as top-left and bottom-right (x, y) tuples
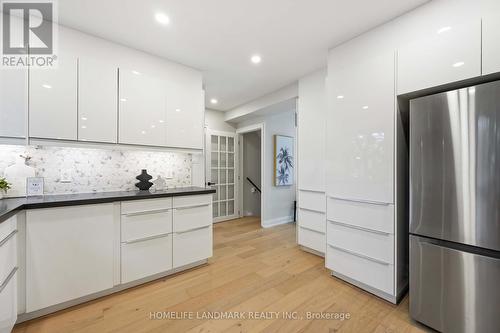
(206, 130), (239, 222)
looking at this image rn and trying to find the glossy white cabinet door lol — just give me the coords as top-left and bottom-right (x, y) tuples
(327, 49), (395, 204)
(119, 69), (167, 147)
(78, 58), (118, 143)
(165, 81), (204, 149)
(0, 68), (27, 138)
(29, 53), (78, 140)
(398, 19), (481, 95)
(298, 70), (326, 191)
(26, 204), (115, 312)
(482, 14), (500, 76)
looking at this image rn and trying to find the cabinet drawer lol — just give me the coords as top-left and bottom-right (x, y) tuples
(327, 197), (394, 234)
(173, 204), (211, 233)
(298, 227), (325, 254)
(299, 190), (325, 213)
(298, 209), (325, 233)
(326, 244), (394, 295)
(173, 226), (212, 268)
(0, 229), (17, 284)
(327, 220), (393, 264)
(121, 234), (172, 283)
(121, 198), (172, 215)
(121, 210), (172, 242)
(0, 216), (16, 243)
(0, 268), (17, 333)
(173, 194), (211, 208)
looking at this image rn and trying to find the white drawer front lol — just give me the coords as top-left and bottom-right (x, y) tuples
(121, 234), (173, 283)
(0, 216), (16, 243)
(298, 209), (325, 233)
(121, 210), (172, 242)
(173, 226), (212, 268)
(327, 197), (394, 234)
(327, 221), (393, 264)
(299, 190), (325, 213)
(326, 244), (394, 295)
(173, 194), (211, 208)
(121, 198), (172, 215)
(298, 227), (325, 254)
(0, 229), (17, 285)
(0, 268), (17, 333)
(173, 204), (211, 233)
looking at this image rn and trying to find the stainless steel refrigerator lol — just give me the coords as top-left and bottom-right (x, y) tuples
(409, 80), (500, 333)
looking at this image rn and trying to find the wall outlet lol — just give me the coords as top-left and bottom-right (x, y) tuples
(60, 169), (72, 183)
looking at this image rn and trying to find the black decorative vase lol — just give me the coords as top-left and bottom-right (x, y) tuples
(135, 169), (153, 191)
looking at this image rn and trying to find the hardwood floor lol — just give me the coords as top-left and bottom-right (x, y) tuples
(13, 217), (430, 333)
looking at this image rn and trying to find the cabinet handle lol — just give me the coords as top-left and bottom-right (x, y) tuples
(123, 233), (170, 244)
(299, 225), (324, 234)
(299, 207), (326, 214)
(328, 196), (391, 206)
(124, 208), (172, 217)
(175, 225), (210, 234)
(299, 188), (325, 194)
(327, 244), (390, 266)
(0, 230), (18, 248)
(327, 220), (391, 236)
(174, 204), (210, 211)
(0, 267), (18, 294)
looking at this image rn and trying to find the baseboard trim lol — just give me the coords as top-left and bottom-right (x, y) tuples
(262, 215), (294, 228)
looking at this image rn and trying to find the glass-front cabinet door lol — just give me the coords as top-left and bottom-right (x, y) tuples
(206, 131), (238, 222)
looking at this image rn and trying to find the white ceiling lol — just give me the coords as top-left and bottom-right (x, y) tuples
(58, 0), (428, 111)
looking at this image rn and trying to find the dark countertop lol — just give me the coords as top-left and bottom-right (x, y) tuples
(0, 187), (216, 224)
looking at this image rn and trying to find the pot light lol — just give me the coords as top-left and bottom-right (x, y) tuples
(251, 54), (262, 64)
(42, 84), (52, 89)
(175, 108), (181, 112)
(453, 61), (465, 68)
(362, 105), (369, 110)
(131, 70), (141, 75)
(81, 125), (87, 129)
(120, 98), (127, 102)
(155, 12), (170, 25)
(437, 26), (451, 34)
(81, 117), (87, 121)
(159, 119), (165, 123)
(337, 95), (344, 99)
(210, 98), (218, 104)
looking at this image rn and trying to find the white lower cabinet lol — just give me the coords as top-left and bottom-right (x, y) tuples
(26, 205), (115, 312)
(173, 226), (212, 268)
(0, 216), (17, 333)
(297, 190), (326, 255)
(121, 235), (173, 283)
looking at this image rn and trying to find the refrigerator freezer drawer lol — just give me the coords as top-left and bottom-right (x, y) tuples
(410, 235), (500, 333)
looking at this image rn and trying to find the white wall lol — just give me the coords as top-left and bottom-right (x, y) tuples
(205, 109), (236, 133)
(242, 131), (261, 216)
(237, 109), (296, 228)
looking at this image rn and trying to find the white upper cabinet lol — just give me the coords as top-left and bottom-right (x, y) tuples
(298, 70), (326, 191)
(165, 81), (204, 149)
(482, 13), (500, 76)
(29, 51), (78, 140)
(0, 68), (27, 138)
(397, 18), (481, 95)
(327, 49), (395, 204)
(118, 69), (167, 147)
(78, 58), (118, 143)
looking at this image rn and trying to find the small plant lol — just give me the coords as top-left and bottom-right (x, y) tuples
(0, 177), (11, 194)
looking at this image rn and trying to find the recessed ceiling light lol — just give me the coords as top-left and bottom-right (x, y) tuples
(120, 98), (127, 102)
(362, 105), (369, 110)
(42, 84), (52, 89)
(210, 98), (218, 104)
(251, 54), (262, 64)
(453, 61), (465, 68)
(337, 95), (344, 99)
(81, 117), (87, 121)
(159, 119), (165, 123)
(437, 26), (452, 34)
(81, 125), (87, 129)
(131, 70), (141, 75)
(175, 108), (181, 112)
(155, 12), (170, 25)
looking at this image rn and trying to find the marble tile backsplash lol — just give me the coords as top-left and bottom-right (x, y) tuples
(0, 145), (192, 196)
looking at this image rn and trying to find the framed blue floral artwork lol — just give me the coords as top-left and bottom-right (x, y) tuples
(274, 135), (294, 186)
